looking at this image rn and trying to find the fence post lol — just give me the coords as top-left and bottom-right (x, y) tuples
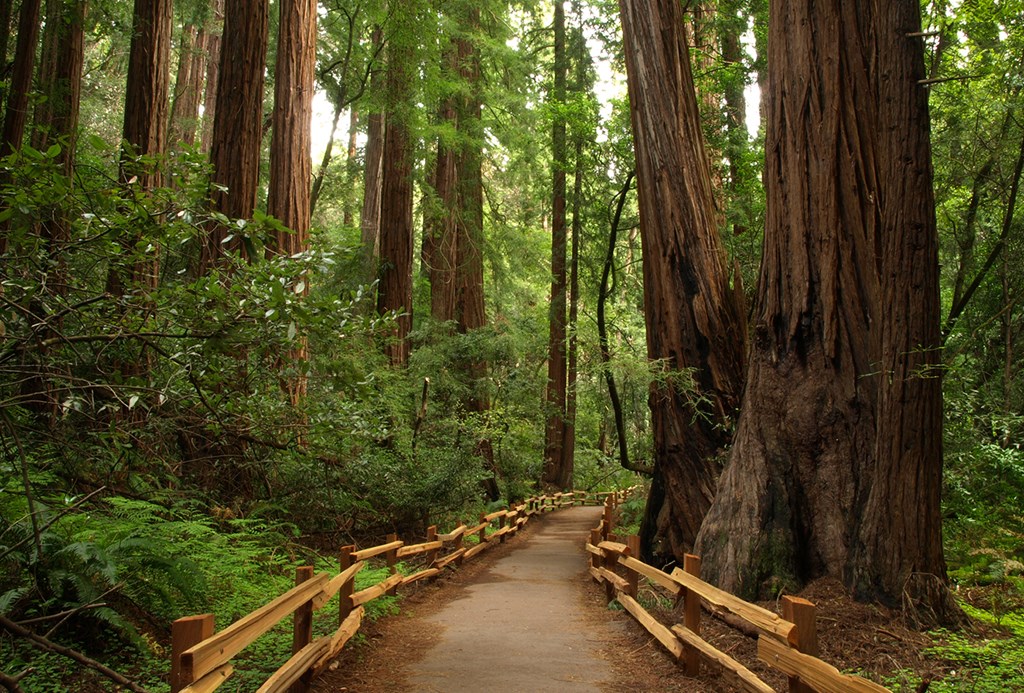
(425, 525), (439, 568)
(624, 535), (641, 597)
(339, 545), (355, 622)
(782, 596), (818, 693)
(290, 567), (315, 693)
(498, 513), (507, 544)
(589, 528), (601, 577)
(454, 521), (465, 566)
(477, 513), (488, 544)
(601, 499), (612, 542)
(385, 533), (399, 595)
(683, 554), (702, 676)
(170, 613), (214, 692)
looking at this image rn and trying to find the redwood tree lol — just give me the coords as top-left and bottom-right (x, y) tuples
(618, 0), (747, 561)
(695, 0), (959, 624)
(376, 23), (415, 367)
(267, 0), (316, 405)
(542, 0), (571, 490)
(200, 0), (268, 270)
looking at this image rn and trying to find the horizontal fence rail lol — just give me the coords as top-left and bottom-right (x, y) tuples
(586, 503), (890, 693)
(169, 488), (634, 693)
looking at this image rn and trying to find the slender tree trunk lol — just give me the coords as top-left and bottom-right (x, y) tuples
(0, 0), (12, 88)
(201, 0), (268, 270)
(22, 0), (85, 420)
(542, 0), (570, 490)
(170, 24), (206, 147)
(695, 0), (959, 625)
(562, 136), (582, 485)
(428, 42), (460, 324)
(310, 98), (342, 218)
(360, 30), (385, 286)
(1, 0), (42, 158)
(199, 0), (224, 155)
(376, 37), (414, 367)
(342, 108), (359, 227)
(618, 0), (747, 561)
(720, 0), (749, 236)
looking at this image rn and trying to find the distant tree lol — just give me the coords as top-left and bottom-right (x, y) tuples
(542, 0), (570, 490)
(696, 0), (961, 625)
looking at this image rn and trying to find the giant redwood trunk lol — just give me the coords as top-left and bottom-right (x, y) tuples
(694, 0), (959, 624)
(618, 0), (746, 561)
(201, 0), (267, 270)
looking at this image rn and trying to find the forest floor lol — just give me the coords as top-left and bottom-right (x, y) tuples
(310, 506), (972, 692)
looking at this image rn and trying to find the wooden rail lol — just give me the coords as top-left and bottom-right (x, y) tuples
(169, 487), (634, 692)
(586, 498), (890, 693)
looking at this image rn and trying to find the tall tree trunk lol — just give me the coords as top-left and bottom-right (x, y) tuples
(342, 108), (359, 227)
(1, 0), (42, 158)
(199, 0), (224, 155)
(201, 0), (268, 270)
(618, 0), (747, 562)
(428, 42), (460, 324)
(360, 30), (385, 286)
(309, 97), (342, 218)
(376, 37), (414, 367)
(22, 0), (84, 420)
(112, 0), (172, 294)
(562, 136), (582, 485)
(542, 0), (570, 490)
(0, 0), (12, 88)
(170, 24), (206, 147)
(695, 0), (959, 625)
(454, 5), (497, 500)
(267, 0), (316, 407)
(720, 0), (749, 236)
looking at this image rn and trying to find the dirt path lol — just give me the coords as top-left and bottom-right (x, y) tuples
(402, 505), (612, 692)
(315, 505), (693, 692)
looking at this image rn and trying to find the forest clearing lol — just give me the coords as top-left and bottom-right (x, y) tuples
(2, 0), (1024, 690)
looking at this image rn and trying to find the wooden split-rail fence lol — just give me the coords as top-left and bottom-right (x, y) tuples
(588, 502), (891, 693)
(168, 488), (631, 693)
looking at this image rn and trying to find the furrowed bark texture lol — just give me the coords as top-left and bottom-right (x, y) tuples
(376, 38), (414, 367)
(267, 0), (316, 254)
(202, 0), (267, 269)
(694, 0), (958, 624)
(618, 0), (746, 560)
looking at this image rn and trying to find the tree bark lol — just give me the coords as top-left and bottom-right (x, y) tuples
(267, 0), (315, 257)
(170, 24), (206, 147)
(428, 40), (460, 324)
(618, 0), (747, 561)
(112, 0), (172, 294)
(0, 0), (42, 158)
(359, 29), (385, 286)
(542, 0), (570, 490)
(201, 0), (268, 270)
(695, 0), (960, 625)
(199, 0), (224, 155)
(376, 35), (414, 367)
(267, 0), (316, 407)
